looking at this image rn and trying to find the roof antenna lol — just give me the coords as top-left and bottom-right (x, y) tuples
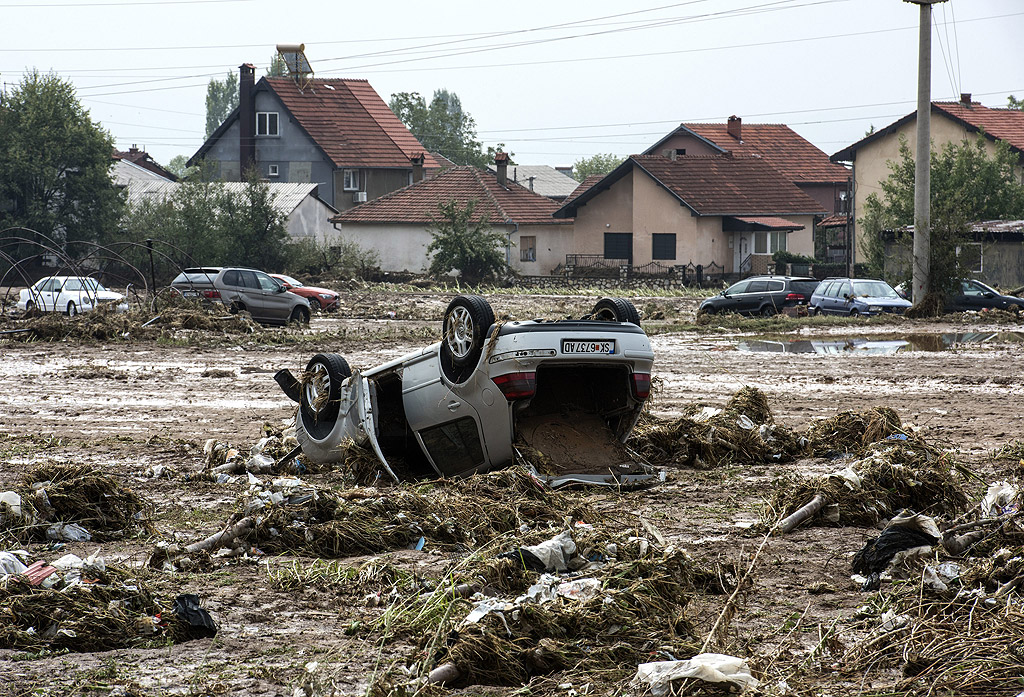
(276, 43), (313, 90)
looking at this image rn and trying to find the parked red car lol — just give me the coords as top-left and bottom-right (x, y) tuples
(269, 274), (340, 312)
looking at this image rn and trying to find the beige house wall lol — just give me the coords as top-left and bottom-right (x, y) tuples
(849, 114), (1023, 262)
(333, 222), (571, 275)
(571, 170), (636, 255)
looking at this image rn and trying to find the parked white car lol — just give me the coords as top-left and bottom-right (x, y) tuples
(17, 276), (128, 316)
(275, 295), (657, 487)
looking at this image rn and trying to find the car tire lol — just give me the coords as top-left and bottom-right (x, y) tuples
(592, 297), (641, 325)
(299, 353), (352, 439)
(849, 308), (859, 317)
(309, 297), (322, 312)
(229, 301), (246, 315)
(760, 305), (777, 317)
(25, 300), (35, 314)
(290, 306), (311, 325)
(67, 302), (77, 317)
(442, 295), (495, 368)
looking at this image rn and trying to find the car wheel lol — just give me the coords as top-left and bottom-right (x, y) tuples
(309, 297), (322, 312)
(760, 305), (777, 317)
(592, 297), (641, 325)
(849, 308), (860, 317)
(25, 300), (35, 314)
(67, 302), (77, 317)
(299, 353), (352, 438)
(229, 301), (246, 315)
(290, 306), (311, 325)
(442, 295), (495, 367)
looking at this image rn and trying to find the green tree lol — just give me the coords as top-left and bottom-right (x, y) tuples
(570, 153), (624, 182)
(0, 70), (123, 250)
(205, 72), (238, 140)
(1008, 95), (1023, 110)
(426, 199), (507, 283)
(389, 89), (493, 167)
(219, 169), (289, 270)
(860, 134), (1024, 293)
(166, 154), (198, 180)
(267, 54), (288, 77)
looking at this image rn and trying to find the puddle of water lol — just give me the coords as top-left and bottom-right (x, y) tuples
(737, 332), (1024, 355)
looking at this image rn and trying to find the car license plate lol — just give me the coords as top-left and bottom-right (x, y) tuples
(181, 290), (200, 298)
(562, 340), (615, 354)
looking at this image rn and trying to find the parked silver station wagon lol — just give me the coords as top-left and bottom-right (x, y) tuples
(275, 295), (656, 487)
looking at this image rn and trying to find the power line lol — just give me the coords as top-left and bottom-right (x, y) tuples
(0, 0), (253, 7)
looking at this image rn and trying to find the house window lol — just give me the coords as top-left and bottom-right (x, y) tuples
(268, 164), (279, 177)
(520, 236), (536, 262)
(256, 112), (279, 136)
(343, 168), (359, 191)
(604, 233), (633, 262)
(652, 233), (676, 260)
(754, 231), (788, 254)
(675, 148), (686, 157)
(956, 243), (982, 273)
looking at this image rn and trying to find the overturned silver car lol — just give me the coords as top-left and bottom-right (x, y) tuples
(275, 295), (656, 487)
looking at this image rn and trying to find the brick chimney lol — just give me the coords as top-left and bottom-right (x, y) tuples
(960, 92), (972, 107)
(239, 63), (256, 177)
(495, 151), (510, 186)
(727, 115), (742, 140)
(411, 152), (425, 182)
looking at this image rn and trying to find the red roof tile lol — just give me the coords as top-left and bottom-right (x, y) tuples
(819, 213), (850, 228)
(933, 102), (1024, 150)
(682, 123), (851, 184)
(331, 167), (570, 225)
(632, 155), (827, 216)
(562, 175), (604, 206)
(264, 77), (439, 170)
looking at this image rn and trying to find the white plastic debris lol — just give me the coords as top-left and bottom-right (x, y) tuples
(831, 466), (862, 490)
(556, 577), (602, 602)
(632, 654), (760, 695)
(46, 522), (92, 542)
(981, 481), (1019, 517)
(735, 414), (756, 431)
(691, 407), (723, 422)
(0, 551), (28, 576)
(521, 530), (576, 572)
(1, 491), (23, 518)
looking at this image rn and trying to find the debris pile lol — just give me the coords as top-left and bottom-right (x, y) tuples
(765, 438), (969, 531)
(804, 406), (904, 456)
(201, 423), (308, 480)
(0, 464), (152, 542)
(633, 386), (805, 467)
(0, 551), (216, 652)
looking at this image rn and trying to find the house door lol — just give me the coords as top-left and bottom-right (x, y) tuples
(603, 233), (633, 263)
(733, 234), (749, 273)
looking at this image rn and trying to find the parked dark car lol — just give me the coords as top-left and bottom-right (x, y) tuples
(809, 278), (911, 316)
(698, 276), (819, 316)
(169, 267), (310, 326)
(945, 279), (1024, 313)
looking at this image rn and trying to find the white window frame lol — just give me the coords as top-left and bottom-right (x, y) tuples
(256, 112), (279, 136)
(343, 168), (359, 191)
(520, 236), (537, 262)
(267, 164), (279, 177)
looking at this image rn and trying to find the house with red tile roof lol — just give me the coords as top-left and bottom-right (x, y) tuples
(330, 158), (572, 275)
(644, 117), (851, 216)
(553, 154), (826, 276)
(188, 64), (438, 211)
(831, 94), (1024, 266)
(113, 146), (177, 182)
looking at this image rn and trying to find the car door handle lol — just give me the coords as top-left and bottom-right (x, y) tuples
(447, 400), (461, 412)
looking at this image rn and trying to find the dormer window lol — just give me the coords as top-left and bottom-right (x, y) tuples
(256, 112), (279, 136)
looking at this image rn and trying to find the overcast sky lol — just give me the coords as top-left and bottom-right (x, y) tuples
(2, 0), (1021, 169)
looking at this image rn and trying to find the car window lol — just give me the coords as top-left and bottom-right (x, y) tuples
(38, 278), (58, 292)
(255, 271), (280, 292)
(791, 281), (819, 296)
(852, 281), (898, 298)
(239, 271), (259, 289)
(726, 281), (750, 294)
(222, 270), (241, 287)
(767, 280), (785, 292)
(838, 282), (853, 298)
(962, 280), (987, 297)
(63, 278), (84, 291)
(278, 275), (301, 286)
(746, 280), (768, 293)
(816, 281), (832, 297)
(418, 417), (485, 473)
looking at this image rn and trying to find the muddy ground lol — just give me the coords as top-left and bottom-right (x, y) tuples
(1, 290), (1022, 696)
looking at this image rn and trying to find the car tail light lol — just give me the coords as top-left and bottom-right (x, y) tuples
(785, 293), (805, 301)
(632, 373), (651, 400)
(202, 289), (221, 299)
(492, 372), (536, 400)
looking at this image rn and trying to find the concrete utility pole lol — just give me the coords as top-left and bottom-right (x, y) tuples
(906, 0), (947, 305)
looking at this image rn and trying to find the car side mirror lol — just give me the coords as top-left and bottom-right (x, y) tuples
(984, 292), (994, 298)
(275, 285), (287, 293)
